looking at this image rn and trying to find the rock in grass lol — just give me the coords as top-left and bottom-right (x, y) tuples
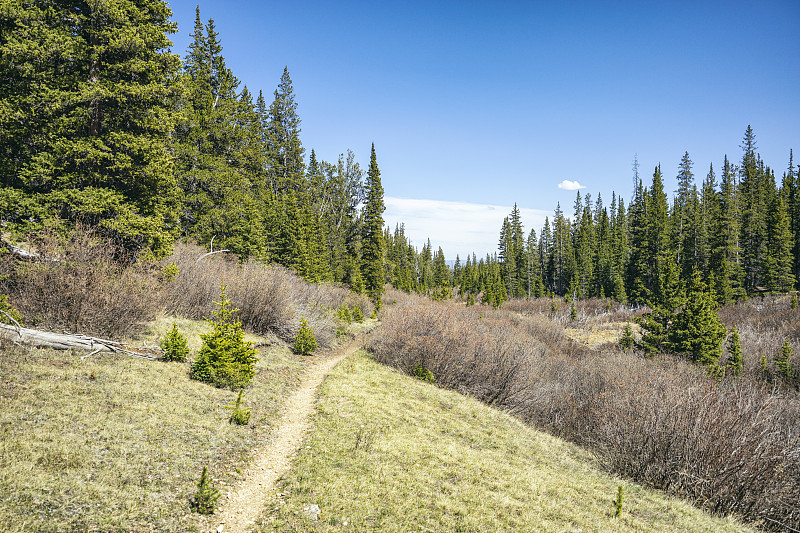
(303, 503), (320, 521)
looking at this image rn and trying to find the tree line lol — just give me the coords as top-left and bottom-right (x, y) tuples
(449, 126), (796, 309)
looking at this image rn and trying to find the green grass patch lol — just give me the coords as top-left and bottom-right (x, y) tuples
(258, 352), (754, 532)
(0, 318), (306, 532)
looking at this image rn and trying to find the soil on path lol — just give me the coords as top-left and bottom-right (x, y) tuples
(212, 338), (362, 533)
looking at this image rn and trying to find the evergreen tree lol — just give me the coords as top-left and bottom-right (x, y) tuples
(433, 247), (450, 288)
(764, 192), (795, 292)
(0, 0), (181, 257)
(266, 67), (305, 195)
(739, 126), (773, 290)
(775, 338), (796, 380)
(726, 327), (743, 377)
(175, 9), (266, 259)
(673, 152), (697, 277)
(191, 285), (259, 389)
(361, 144), (386, 306)
(669, 270), (727, 367)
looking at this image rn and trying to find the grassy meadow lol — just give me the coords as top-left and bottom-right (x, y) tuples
(0, 319), (306, 533)
(257, 351), (753, 532)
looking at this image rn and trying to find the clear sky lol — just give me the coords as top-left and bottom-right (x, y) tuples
(165, 0), (800, 259)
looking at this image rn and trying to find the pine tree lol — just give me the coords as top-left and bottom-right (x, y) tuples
(361, 144), (386, 306)
(267, 67), (305, 195)
(726, 327), (743, 377)
(669, 270), (727, 367)
(0, 0), (181, 257)
(191, 285), (259, 389)
(161, 324), (190, 362)
(673, 152), (697, 277)
(775, 338), (795, 380)
(175, 9), (267, 260)
(764, 192), (795, 292)
(293, 317), (317, 355)
(190, 466), (220, 514)
(739, 126), (774, 291)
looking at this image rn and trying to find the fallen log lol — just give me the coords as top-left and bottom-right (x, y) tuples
(0, 322), (162, 360)
(2, 241), (59, 262)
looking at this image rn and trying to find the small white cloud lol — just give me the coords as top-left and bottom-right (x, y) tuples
(557, 179), (586, 191)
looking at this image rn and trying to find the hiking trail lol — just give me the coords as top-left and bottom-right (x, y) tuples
(211, 338), (362, 533)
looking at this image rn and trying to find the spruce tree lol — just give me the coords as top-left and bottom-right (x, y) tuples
(191, 285), (259, 389)
(0, 0), (181, 257)
(726, 327), (743, 377)
(764, 193), (795, 292)
(669, 270), (727, 367)
(361, 144), (386, 307)
(267, 67), (305, 195)
(775, 338), (796, 380)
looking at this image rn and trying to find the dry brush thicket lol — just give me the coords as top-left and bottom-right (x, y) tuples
(0, 231), (371, 346)
(164, 243), (372, 348)
(369, 294), (800, 530)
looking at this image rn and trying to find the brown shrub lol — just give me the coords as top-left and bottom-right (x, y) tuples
(719, 295), (800, 383)
(369, 296), (800, 530)
(0, 228), (163, 338)
(163, 243), (366, 347)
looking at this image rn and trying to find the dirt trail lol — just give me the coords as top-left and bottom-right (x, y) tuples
(212, 339), (362, 533)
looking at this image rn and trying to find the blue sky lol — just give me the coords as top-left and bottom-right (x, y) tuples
(166, 0), (800, 259)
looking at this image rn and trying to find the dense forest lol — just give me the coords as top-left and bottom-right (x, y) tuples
(451, 130), (798, 312)
(0, 2), (400, 305)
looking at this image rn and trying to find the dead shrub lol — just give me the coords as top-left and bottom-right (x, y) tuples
(163, 243), (363, 347)
(0, 228), (163, 338)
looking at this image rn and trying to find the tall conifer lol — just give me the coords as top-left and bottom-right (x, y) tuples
(0, 0), (181, 256)
(362, 144), (386, 306)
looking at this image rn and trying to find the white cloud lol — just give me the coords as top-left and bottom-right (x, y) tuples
(384, 197), (550, 259)
(557, 179), (586, 190)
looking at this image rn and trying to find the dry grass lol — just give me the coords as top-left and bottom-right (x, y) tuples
(0, 319), (307, 532)
(257, 351), (754, 532)
(369, 296), (800, 530)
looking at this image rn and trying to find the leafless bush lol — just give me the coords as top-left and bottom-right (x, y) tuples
(163, 243), (364, 347)
(369, 296), (800, 530)
(0, 228), (163, 338)
(719, 295), (800, 382)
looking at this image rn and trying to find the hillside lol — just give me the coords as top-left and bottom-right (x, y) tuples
(257, 351), (753, 532)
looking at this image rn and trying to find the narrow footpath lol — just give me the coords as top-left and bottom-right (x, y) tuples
(211, 338), (363, 533)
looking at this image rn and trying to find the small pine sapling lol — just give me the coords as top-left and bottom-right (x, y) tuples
(190, 466), (219, 515)
(293, 317), (317, 355)
(776, 338), (796, 380)
(792, 293), (798, 310)
(227, 389), (251, 425)
(336, 304), (352, 324)
(619, 322), (635, 351)
(726, 327), (743, 378)
(161, 323), (189, 362)
(549, 298), (559, 315)
(569, 301), (577, 321)
(162, 262), (179, 282)
(352, 305), (364, 322)
(613, 485), (624, 517)
(411, 362), (435, 383)
(190, 285), (259, 389)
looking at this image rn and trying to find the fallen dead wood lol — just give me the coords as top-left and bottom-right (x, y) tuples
(0, 322), (162, 360)
(2, 240), (59, 262)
